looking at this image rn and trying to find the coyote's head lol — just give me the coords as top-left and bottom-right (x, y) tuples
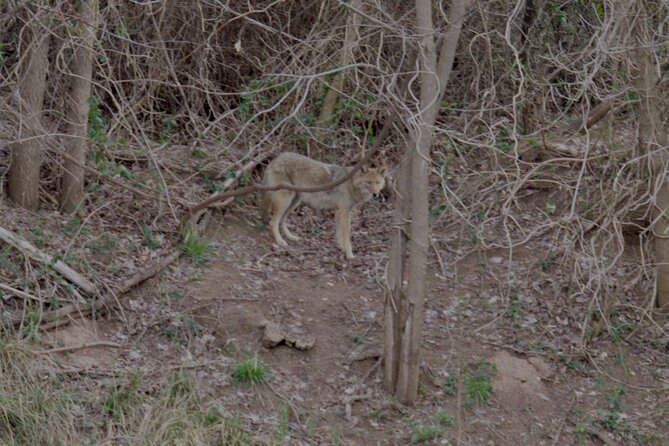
(353, 164), (388, 202)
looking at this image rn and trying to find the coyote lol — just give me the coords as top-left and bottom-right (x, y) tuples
(261, 152), (387, 259)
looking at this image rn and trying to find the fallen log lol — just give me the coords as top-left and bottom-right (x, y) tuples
(8, 249), (181, 330)
(565, 98), (613, 134)
(0, 226), (97, 294)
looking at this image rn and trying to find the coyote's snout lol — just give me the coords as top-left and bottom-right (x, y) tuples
(261, 152), (387, 259)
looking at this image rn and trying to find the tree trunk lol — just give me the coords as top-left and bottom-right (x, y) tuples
(316, 0), (363, 127)
(8, 10), (50, 211)
(60, 0), (98, 213)
(632, 1), (669, 310)
(384, 152), (411, 390)
(383, 0), (467, 405)
(384, 0), (467, 404)
(643, 71), (669, 310)
(393, 0), (440, 404)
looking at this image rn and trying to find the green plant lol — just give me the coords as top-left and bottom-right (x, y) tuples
(194, 405), (223, 427)
(304, 414), (316, 435)
(609, 321), (634, 342)
(142, 225), (161, 249)
(23, 304), (41, 343)
(160, 117), (178, 142)
(606, 385), (625, 412)
(433, 411), (454, 426)
(86, 234), (118, 255)
(191, 147), (208, 158)
(538, 252), (556, 270)
(88, 95), (111, 146)
(506, 298), (521, 318)
(239, 171), (251, 186)
(0, 246), (20, 275)
(442, 375), (457, 396)
(167, 371), (196, 401)
(595, 385), (632, 435)
(182, 230), (214, 265)
(32, 223), (45, 248)
(163, 315), (204, 346)
(574, 423), (591, 444)
(658, 405), (669, 426)
(368, 409), (386, 420)
(544, 202), (556, 216)
(232, 355), (268, 384)
(275, 403), (290, 442)
(528, 339), (546, 352)
(64, 214), (83, 234)
(410, 423), (442, 443)
(495, 130), (512, 153)
(429, 203), (449, 220)
(352, 334), (366, 345)
(577, 191), (594, 211)
(104, 376), (142, 420)
(200, 173), (222, 192)
(464, 362), (494, 405)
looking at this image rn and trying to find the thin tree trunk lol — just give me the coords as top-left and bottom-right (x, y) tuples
(60, 0), (98, 213)
(316, 0), (363, 127)
(393, 0), (440, 404)
(384, 152), (411, 390)
(383, 48), (417, 392)
(643, 71), (669, 310)
(384, 0), (467, 404)
(8, 10), (49, 210)
(632, 1), (669, 310)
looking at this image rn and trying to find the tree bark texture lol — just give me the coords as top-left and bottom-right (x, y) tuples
(384, 0), (467, 405)
(316, 0), (363, 127)
(8, 9), (50, 210)
(384, 152), (411, 391)
(632, 1), (669, 310)
(60, 0), (98, 213)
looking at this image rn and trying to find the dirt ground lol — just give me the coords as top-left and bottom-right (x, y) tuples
(34, 192), (669, 445)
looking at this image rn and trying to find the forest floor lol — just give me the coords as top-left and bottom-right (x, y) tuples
(2, 143), (669, 445)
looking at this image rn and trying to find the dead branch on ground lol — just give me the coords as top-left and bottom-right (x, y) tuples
(0, 226), (97, 294)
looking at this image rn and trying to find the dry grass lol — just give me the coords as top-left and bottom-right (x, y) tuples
(0, 335), (266, 445)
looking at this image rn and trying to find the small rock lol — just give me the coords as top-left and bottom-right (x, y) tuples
(291, 336), (315, 350)
(259, 320), (284, 348)
(126, 351), (141, 361)
(200, 334), (215, 344)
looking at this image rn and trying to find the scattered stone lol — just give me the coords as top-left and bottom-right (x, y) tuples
(259, 319), (315, 350)
(348, 344), (382, 362)
(259, 320), (284, 348)
(126, 350), (141, 361)
(290, 335), (315, 350)
(490, 351), (553, 411)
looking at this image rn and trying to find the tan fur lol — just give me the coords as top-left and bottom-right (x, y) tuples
(262, 152), (387, 259)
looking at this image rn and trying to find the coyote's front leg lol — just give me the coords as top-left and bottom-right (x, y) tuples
(335, 208), (354, 259)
